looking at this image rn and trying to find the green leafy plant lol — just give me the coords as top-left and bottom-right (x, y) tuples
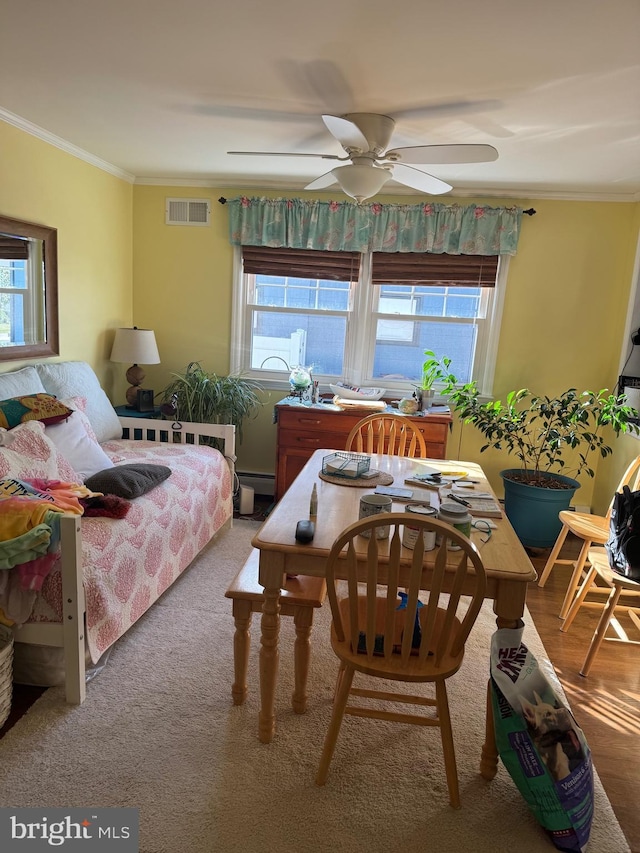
(445, 382), (639, 487)
(419, 350), (458, 390)
(160, 362), (263, 444)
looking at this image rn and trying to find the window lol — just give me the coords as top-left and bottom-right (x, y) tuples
(0, 237), (42, 348)
(231, 247), (508, 396)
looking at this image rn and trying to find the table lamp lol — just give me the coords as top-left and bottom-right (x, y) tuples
(110, 326), (160, 408)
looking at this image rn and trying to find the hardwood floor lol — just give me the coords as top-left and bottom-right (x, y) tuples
(526, 540), (640, 852)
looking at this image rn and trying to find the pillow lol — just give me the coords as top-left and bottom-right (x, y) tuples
(35, 361), (122, 444)
(84, 464), (172, 499)
(0, 365), (46, 399)
(0, 420), (77, 483)
(45, 412), (115, 482)
(0, 393), (73, 430)
(59, 396), (99, 442)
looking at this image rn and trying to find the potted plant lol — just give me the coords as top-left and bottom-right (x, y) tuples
(415, 350), (458, 412)
(160, 361), (263, 446)
(444, 382), (640, 547)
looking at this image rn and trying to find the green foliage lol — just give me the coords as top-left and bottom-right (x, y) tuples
(445, 382), (640, 483)
(160, 362), (263, 445)
(420, 350), (458, 390)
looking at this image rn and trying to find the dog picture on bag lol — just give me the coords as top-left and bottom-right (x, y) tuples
(520, 691), (585, 783)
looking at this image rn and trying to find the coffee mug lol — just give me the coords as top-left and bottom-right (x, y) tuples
(359, 493), (393, 538)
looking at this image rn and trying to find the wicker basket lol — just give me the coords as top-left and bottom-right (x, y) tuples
(0, 624), (13, 729)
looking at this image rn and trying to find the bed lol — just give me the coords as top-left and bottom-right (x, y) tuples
(0, 362), (236, 704)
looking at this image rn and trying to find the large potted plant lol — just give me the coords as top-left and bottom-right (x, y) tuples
(415, 350), (457, 411)
(444, 382), (639, 548)
(160, 362), (263, 446)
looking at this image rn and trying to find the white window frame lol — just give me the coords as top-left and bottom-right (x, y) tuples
(0, 250), (40, 346)
(230, 246), (509, 398)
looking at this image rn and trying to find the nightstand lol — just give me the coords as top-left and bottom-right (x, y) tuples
(114, 405), (162, 419)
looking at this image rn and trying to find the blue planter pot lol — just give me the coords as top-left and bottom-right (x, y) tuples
(500, 469), (580, 549)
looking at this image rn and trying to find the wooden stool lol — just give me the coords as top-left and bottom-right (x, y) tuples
(225, 548), (326, 713)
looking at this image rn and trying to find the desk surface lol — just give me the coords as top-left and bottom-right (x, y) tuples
(253, 449), (536, 586)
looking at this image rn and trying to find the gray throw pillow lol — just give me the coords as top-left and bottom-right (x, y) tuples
(85, 463), (171, 499)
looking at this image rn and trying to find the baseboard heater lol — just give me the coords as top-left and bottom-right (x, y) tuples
(238, 472), (275, 497)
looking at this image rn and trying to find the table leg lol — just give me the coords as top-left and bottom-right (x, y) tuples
(480, 584), (528, 780)
(258, 574), (282, 744)
(231, 601), (252, 705)
(292, 606), (314, 714)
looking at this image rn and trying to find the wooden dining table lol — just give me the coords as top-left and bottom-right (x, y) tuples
(251, 449), (537, 779)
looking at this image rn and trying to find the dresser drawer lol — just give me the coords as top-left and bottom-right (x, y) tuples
(278, 427), (346, 450)
(274, 403), (452, 499)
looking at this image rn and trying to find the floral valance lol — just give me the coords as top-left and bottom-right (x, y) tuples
(226, 196), (524, 255)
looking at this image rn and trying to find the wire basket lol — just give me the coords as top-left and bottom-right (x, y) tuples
(322, 451), (371, 479)
(0, 624), (13, 730)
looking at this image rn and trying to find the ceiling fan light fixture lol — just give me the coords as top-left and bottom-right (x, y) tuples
(331, 164), (390, 203)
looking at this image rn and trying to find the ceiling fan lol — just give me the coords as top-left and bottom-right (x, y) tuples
(228, 112), (498, 203)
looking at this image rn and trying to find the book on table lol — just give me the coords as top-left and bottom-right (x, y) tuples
(447, 491), (503, 518)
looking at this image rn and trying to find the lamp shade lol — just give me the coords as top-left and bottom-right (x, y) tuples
(110, 327), (160, 365)
(331, 164), (391, 203)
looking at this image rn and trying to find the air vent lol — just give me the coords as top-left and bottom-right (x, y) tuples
(165, 198), (211, 226)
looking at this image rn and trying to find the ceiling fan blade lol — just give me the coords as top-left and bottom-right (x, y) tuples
(304, 171), (339, 190)
(300, 60), (356, 115)
(391, 98), (503, 121)
(384, 144), (499, 165)
(228, 151), (342, 160)
(193, 103), (317, 123)
(322, 115), (369, 151)
(390, 163), (452, 196)
(273, 59), (356, 115)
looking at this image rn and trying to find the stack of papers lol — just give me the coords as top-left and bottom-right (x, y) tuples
(449, 490), (503, 518)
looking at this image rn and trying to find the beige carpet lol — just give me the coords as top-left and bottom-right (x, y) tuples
(0, 519), (630, 853)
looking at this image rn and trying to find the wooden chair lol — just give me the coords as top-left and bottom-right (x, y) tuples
(225, 548), (326, 713)
(315, 512), (487, 808)
(538, 454), (640, 620)
(561, 547), (640, 675)
(345, 412), (427, 457)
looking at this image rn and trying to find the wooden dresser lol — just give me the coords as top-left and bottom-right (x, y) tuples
(274, 402), (452, 500)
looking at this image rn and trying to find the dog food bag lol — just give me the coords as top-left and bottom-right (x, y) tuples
(490, 625), (593, 852)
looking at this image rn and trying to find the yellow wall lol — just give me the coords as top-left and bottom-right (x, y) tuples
(0, 122), (133, 399)
(133, 186), (640, 506)
(2, 119), (639, 509)
(452, 199), (640, 511)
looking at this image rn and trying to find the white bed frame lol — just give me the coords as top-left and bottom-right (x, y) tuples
(13, 417), (236, 705)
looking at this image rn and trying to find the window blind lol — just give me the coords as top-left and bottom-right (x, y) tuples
(0, 237), (29, 261)
(242, 246), (361, 282)
(371, 252), (498, 287)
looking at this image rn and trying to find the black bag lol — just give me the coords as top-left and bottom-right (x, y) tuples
(605, 485), (640, 581)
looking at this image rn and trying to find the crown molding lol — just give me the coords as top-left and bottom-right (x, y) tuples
(134, 177), (217, 188)
(134, 175), (640, 203)
(0, 108), (135, 183)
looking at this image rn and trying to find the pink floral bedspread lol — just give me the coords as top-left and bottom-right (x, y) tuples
(29, 439), (233, 662)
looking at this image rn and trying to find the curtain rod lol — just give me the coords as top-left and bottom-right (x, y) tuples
(217, 197), (536, 214)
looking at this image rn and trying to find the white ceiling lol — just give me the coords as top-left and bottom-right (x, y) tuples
(1, 0), (639, 201)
